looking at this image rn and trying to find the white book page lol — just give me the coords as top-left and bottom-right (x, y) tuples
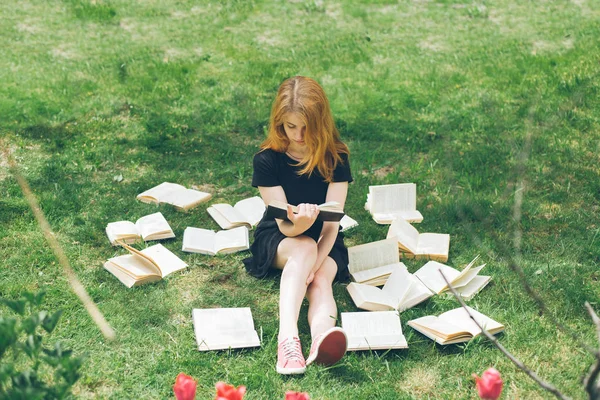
(106, 221), (139, 244)
(386, 218), (419, 254)
(400, 275), (434, 311)
(141, 244), (187, 277)
(457, 275), (491, 300)
(234, 197), (266, 227)
(414, 261), (460, 294)
(212, 204), (248, 224)
(408, 315), (466, 339)
(398, 210), (424, 223)
(161, 188), (210, 209)
(452, 264), (486, 289)
(440, 306), (504, 337)
(137, 182), (184, 203)
(341, 311), (407, 350)
(207, 206), (233, 230)
(381, 265), (412, 309)
(351, 263), (400, 285)
(193, 308), (260, 350)
(416, 233), (449, 257)
(107, 254), (158, 278)
(340, 214), (358, 232)
(348, 238), (399, 274)
(182, 227), (216, 255)
(369, 183), (416, 214)
(215, 226), (249, 253)
(347, 283), (397, 310)
(135, 212), (174, 240)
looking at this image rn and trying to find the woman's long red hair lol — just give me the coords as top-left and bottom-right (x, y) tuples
(260, 76), (349, 183)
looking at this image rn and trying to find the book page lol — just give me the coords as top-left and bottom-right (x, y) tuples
(137, 182), (185, 204)
(234, 196), (266, 227)
(452, 263), (486, 289)
(161, 188), (211, 210)
(348, 237), (399, 275)
(386, 218), (419, 254)
(105, 221), (140, 245)
(407, 315), (469, 341)
(369, 183), (417, 214)
(141, 244), (187, 277)
(439, 306), (504, 337)
(381, 265), (412, 309)
(351, 263), (401, 285)
(399, 275), (434, 312)
(106, 254), (159, 279)
(347, 283), (397, 311)
(341, 311), (407, 350)
(215, 226), (249, 254)
(340, 214), (358, 232)
(416, 233), (450, 258)
(192, 308), (260, 351)
(456, 275), (491, 301)
(135, 212), (174, 241)
(372, 210), (424, 224)
(211, 203), (248, 224)
(182, 227), (216, 255)
(414, 261), (460, 294)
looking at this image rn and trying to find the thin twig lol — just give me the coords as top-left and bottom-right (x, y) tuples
(439, 270), (570, 400)
(2, 141), (116, 341)
(583, 302), (600, 399)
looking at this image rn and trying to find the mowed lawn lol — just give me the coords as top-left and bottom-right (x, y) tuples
(1, 0), (599, 398)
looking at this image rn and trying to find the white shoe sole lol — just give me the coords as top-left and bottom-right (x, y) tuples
(276, 366), (306, 375)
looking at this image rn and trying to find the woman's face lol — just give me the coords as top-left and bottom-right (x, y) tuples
(282, 113), (307, 149)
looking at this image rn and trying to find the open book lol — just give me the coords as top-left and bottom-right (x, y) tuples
(105, 212), (175, 245)
(341, 311), (408, 351)
(103, 243), (188, 287)
(348, 237), (404, 286)
(347, 264), (433, 312)
(192, 307), (261, 351)
(340, 214), (359, 232)
(265, 200), (345, 222)
(413, 256), (491, 300)
(387, 217), (450, 262)
(407, 306), (504, 345)
(364, 183), (423, 224)
(137, 182), (212, 211)
(207, 196), (265, 230)
(182, 226), (249, 256)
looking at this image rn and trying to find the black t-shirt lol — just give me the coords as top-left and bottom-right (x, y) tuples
(252, 148), (353, 237)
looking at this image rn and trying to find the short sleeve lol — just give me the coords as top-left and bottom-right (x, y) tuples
(252, 150), (280, 187)
(332, 153), (353, 183)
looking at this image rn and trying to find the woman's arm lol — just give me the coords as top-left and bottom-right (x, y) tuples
(258, 185), (320, 237)
(309, 181), (349, 281)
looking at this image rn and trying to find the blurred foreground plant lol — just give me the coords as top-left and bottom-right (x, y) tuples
(0, 291), (86, 400)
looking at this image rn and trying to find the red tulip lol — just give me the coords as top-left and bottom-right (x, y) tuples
(285, 391), (310, 400)
(215, 381), (246, 400)
(473, 367), (503, 400)
(173, 373), (197, 400)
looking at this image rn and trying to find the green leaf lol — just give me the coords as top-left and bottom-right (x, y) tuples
(0, 317), (18, 358)
(21, 335), (42, 359)
(1, 299), (27, 315)
(41, 310), (62, 334)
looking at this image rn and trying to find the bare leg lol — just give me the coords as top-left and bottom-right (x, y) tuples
(306, 257), (337, 340)
(274, 235), (317, 340)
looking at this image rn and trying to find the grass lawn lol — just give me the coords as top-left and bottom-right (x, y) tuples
(1, 0), (599, 398)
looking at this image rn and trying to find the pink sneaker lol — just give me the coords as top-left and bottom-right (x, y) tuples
(305, 327), (348, 366)
(276, 337), (306, 375)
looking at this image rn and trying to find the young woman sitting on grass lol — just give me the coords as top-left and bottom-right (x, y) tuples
(243, 76), (352, 375)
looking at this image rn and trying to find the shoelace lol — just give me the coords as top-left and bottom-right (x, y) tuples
(282, 338), (304, 363)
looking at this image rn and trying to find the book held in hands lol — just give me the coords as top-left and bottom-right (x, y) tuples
(364, 183), (423, 224)
(103, 243), (188, 288)
(413, 255), (491, 300)
(137, 182), (212, 211)
(347, 237), (405, 286)
(207, 196), (266, 230)
(341, 311), (408, 351)
(192, 307), (261, 351)
(265, 200), (345, 222)
(182, 226), (249, 256)
(105, 212), (175, 245)
(347, 264), (433, 312)
(407, 306), (504, 345)
(387, 216), (450, 262)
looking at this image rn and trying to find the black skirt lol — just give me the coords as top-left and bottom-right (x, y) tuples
(242, 220), (350, 282)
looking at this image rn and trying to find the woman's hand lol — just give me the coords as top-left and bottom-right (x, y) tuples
(286, 203), (320, 234)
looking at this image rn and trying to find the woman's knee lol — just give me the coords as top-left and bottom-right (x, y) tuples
(276, 236), (318, 272)
(307, 258), (337, 294)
